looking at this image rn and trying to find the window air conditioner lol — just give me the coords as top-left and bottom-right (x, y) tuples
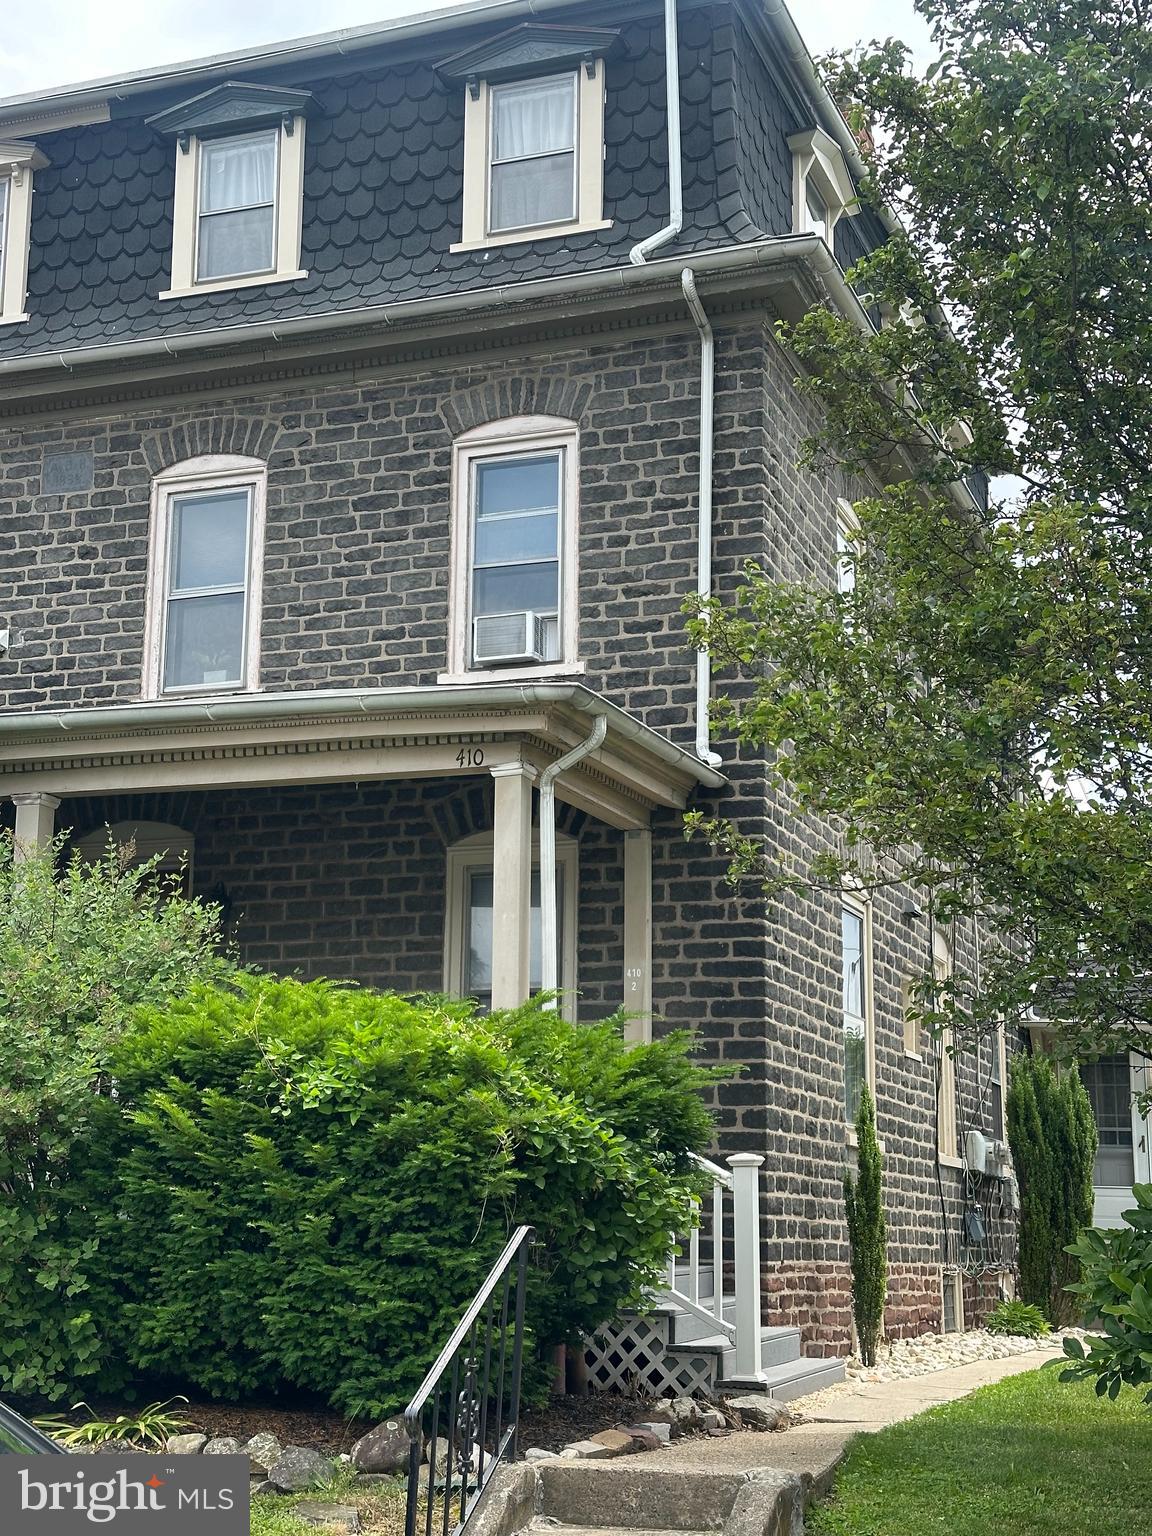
(473, 611), (547, 666)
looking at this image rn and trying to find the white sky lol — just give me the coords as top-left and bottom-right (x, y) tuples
(0, 1), (933, 100)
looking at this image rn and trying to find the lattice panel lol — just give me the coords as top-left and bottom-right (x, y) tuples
(584, 1316), (717, 1398)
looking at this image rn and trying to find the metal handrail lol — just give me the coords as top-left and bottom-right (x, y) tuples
(403, 1225), (533, 1536)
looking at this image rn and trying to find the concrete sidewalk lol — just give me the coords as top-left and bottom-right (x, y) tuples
(642, 1347), (1061, 1486)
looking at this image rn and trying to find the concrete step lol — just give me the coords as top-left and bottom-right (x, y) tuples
(668, 1323), (803, 1371)
(534, 1463), (755, 1532)
(718, 1353), (846, 1402)
(524, 1526), (705, 1536)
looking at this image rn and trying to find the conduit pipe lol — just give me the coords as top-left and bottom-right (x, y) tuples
(629, 0), (683, 266)
(539, 714), (607, 1003)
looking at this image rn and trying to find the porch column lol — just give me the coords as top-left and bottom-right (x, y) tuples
(623, 827), (653, 1042)
(490, 762), (535, 1008)
(10, 792), (60, 862)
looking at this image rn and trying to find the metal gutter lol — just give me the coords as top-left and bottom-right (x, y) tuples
(629, 0), (683, 265)
(0, 683), (727, 790)
(0, 235), (865, 380)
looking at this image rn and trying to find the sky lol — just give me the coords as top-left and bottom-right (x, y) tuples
(0, 1), (934, 101)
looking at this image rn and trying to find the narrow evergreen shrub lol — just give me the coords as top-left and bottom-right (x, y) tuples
(70, 977), (716, 1415)
(0, 836), (232, 1401)
(844, 1083), (887, 1366)
(1007, 1054), (1096, 1326)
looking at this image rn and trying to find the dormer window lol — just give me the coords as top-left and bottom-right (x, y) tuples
(789, 127), (859, 245)
(438, 23), (621, 252)
(148, 82), (312, 300)
(0, 140), (47, 326)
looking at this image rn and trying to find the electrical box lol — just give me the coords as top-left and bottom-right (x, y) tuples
(965, 1128), (989, 1175)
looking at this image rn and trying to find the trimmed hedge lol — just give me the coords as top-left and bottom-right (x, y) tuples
(68, 977), (715, 1415)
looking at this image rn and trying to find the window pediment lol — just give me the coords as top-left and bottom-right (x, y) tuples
(436, 23), (623, 93)
(0, 140), (49, 179)
(146, 81), (314, 144)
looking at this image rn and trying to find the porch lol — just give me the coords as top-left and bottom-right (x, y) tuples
(0, 683), (724, 1031)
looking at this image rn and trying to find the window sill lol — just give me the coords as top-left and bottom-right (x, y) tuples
(0, 312), (29, 327)
(450, 219), (612, 253)
(904, 1050), (923, 1062)
(938, 1154), (965, 1170)
(438, 661), (586, 686)
(159, 270), (308, 300)
(845, 1127), (887, 1152)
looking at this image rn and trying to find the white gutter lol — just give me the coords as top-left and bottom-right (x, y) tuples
(629, 0), (683, 266)
(539, 714), (608, 1001)
(0, 236), (860, 381)
(0, 682), (727, 789)
(680, 269), (723, 768)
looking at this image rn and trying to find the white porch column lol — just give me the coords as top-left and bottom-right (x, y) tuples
(489, 762), (535, 1009)
(623, 827), (653, 1042)
(10, 792), (60, 862)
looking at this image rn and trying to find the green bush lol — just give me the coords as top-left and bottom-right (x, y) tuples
(1007, 1055), (1096, 1325)
(1061, 1183), (1152, 1402)
(69, 976), (716, 1415)
(0, 836), (232, 1401)
(984, 1300), (1051, 1338)
(844, 1083), (887, 1366)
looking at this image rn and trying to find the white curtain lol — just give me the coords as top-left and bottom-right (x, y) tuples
(201, 133), (277, 213)
(492, 78), (574, 160)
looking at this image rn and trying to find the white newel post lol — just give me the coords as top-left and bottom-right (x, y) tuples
(729, 1152), (765, 1379)
(10, 792), (60, 862)
(489, 762), (535, 1009)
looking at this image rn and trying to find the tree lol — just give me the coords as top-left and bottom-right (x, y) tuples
(845, 1083), (887, 1364)
(689, 0), (1152, 1066)
(1006, 1054), (1096, 1324)
(0, 835), (232, 1398)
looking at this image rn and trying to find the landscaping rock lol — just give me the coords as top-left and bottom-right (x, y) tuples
(697, 1409), (726, 1431)
(622, 1428), (662, 1453)
(669, 1397), (701, 1427)
(588, 1429), (635, 1456)
(423, 1436), (450, 1470)
(351, 1417), (412, 1474)
(524, 1448), (557, 1461)
(166, 1433), (208, 1456)
(250, 1479), (276, 1497)
(96, 1440), (146, 1455)
(268, 1446), (335, 1493)
(725, 1395), (791, 1431)
(244, 1432), (283, 1474)
(631, 1420), (672, 1444)
(203, 1437), (243, 1457)
(562, 1437), (624, 1460)
(292, 1502), (361, 1532)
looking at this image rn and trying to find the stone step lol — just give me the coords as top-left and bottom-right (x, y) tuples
(534, 1463), (754, 1532)
(524, 1525), (705, 1536)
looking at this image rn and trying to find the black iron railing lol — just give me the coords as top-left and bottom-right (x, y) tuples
(403, 1225), (533, 1536)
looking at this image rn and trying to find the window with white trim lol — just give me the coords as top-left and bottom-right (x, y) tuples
(934, 928), (959, 1162)
(836, 498), (859, 596)
(446, 417), (579, 680)
(0, 139), (46, 325)
(438, 20), (618, 253)
(145, 455), (266, 698)
(148, 83), (310, 300)
(443, 831), (578, 1011)
(789, 127), (859, 244)
(842, 897), (874, 1123)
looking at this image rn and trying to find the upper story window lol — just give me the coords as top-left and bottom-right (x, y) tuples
(934, 928), (960, 1164)
(841, 895), (873, 1124)
(0, 139), (47, 326)
(788, 127), (859, 245)
(444, 417), (580, 683)
(144, 455), (266, 698)
(835, 498), (859, 596)
(147, 82), (312, 300)
(437, 23), (621, 252)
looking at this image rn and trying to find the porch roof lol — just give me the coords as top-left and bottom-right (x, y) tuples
(0, 682), (726, 831)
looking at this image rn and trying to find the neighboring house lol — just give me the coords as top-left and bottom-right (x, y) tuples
(1080, 1054), (1152, 1228)
(0, 0), (1015, 1376)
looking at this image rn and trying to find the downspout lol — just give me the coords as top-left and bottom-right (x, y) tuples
(629, 0), (683, 265)
(539, 715), (608, 1003)
(681, 269), (723, 769)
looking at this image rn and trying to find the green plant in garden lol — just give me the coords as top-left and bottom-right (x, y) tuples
(844, 1083), (886, 1367)
(685, 0), (1152, 1074)
(34, 1397), (190, 1449)
(984, 1300), (1050, 1339)
(1061, 1183), (1152, 1402)
(67, 976), (717, 1415)
(0, 835), (233, 1401)
(1007, 1055), (1096, 1325)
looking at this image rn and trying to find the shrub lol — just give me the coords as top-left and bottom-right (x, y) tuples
(1007, 1055), (1096, 1325)
(70, 976), (716, 1415)
(844, 1083), (887, 1366)
(1060, 1183), (1152, 1402)
(984, 1300), (1051, 1338)
(0, 836), (232, 1401)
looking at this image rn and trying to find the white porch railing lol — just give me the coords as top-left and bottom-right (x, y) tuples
(666, 1151), (765, 1381)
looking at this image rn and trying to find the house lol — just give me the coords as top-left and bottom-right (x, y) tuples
(1079, 1054), (1151, 1228)
(0, 0), (1017, 1386)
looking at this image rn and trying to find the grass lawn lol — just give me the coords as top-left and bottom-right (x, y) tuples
(807, 1366), (1152, 1536)
(250, 1468), (408, 1536)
